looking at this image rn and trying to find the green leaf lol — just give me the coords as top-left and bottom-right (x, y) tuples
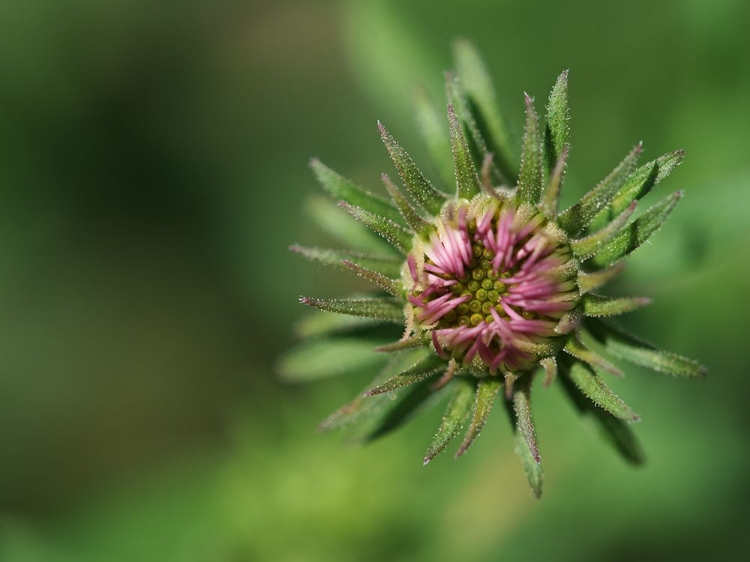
(587, 318), (707, 378)
(364, 354), (446, 395)
(423, 377), (475, 464)
(378, 122), (446, 215)
(558, 143), (643, 236)
(595, 150), (684, 226)
(300, 296), (404, 322)
(577, 262), (627, 294)
(341, 260), (401, 296)
(278, 338), (388, 382)
(517, 94), (544, 204)
(340, 202), (413, 254)
(447, 103), (481, 200)
(453, 39), (516, 183)
(558, 369), (644, 464)
(456, 376), (503, 457)
(582, 294), (652, 317)
(589, 191), (683, 268)
(506, 377), (543, 498)
(289, 245), (403, 279)
(563, 333), (623, 377)
(307, 196), (396, 254)
(560, 358), (639, 421)
(544, 69), (570, 178)
(381, 173), (431, 235)
(413, 87), (454, 187)
(539, 145), (569, 219)
(310, 159), (403, 224)
(570, 201), (637, 260)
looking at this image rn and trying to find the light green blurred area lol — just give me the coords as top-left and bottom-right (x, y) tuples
(0, 0), (748, 560)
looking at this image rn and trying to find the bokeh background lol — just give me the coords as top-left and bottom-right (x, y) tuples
(0, 0), (749, 560)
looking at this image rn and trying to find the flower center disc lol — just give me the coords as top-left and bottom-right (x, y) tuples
(407, 194), (579, 373)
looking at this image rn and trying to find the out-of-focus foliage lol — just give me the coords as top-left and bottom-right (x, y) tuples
(0, 0), (748, 561)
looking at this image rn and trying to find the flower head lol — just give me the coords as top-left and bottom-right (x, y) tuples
(282, 41), (705, 498)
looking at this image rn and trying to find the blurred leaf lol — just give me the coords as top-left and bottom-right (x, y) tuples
(517, 94), (544, 204)
(294, 312), (385, 339)
(413, 87), (454, 187)
(423, 377), (475, 464)
(278, 338), (388, 382)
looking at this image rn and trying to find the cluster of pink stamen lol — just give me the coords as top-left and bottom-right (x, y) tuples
(407, 197), (578, 373)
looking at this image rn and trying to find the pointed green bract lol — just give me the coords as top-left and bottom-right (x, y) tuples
(340, 202), (413, 253)
(424, 377), (475, 464)
(559, 371), (644, 464)
(539, 145), (569, 219)
(310, 159), (403, 225)
(561, 358), (639, 421)
(456, 376), (502, 457)
(564, 333), (623, 377)
(503, 388), (543, 498)
(307, 196), (396, 254)
(381, 173), (431, 235)
(290, 245), (403, 279)
(577, 262), (627, 294)
(558, 143), (642, 236)
(364, 354), (446, 395)
(541, 357), (557, 387)
(595, 150), (684, 226)
(377, 335), (427, 352)
(571, 201), (637, 260)
(379, 122), (447, 215)
(342, 260), (401, 296)
(513, 376), (541, 462)
(301, 296), (404, 322)
(447, 104), (482, 200)
(582, 293), (651, 317)
(590, 191), (683, 268)
(279, 337), (389, 382)
(587, 319), (707, 378)
(544, 70), (570, 178)
(413, 87), (454, 186)
(517, 94), (544, 204)
(453, 39), (516, 183)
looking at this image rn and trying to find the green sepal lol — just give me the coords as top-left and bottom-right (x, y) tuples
(340, 202), (413, 254)
(517, 94), (544, 204)
(539, 145), (568, 219)
(577, 262), (627, 294)
(563, 332), (623, 377)
(342, 260), (401, 296)
(456, 376), (503, 457)
(364, 354), (446, 396)
(446, 73), (505, 187)
(558, 143), (642, 236)
(570, 201), (637, 260)
(447, 103), (482, 200)
(307, 196), (396, 254)
(278, 337), (389, 382)
(560, 357), (639, 422)
(544, 70), (570, 178)
(413, 87), (454, 187)
(289, 245), (403, 279)
(582, 293), (652, 317)
(593, 150), (684, 228)
(378, 122), (446, 215)
(300, 296), (404, 322)
(507, 376), (543, 498)
(381, 173), (431, 235)
(589, 191), (683, 268)
(452, 39), (516, 183)
(587, 318), (707, 378)
(423, 377), (475, 464)
(310, 159), (403, 225)
(558, 367), (644, 464)
(540, 357), (557, 388)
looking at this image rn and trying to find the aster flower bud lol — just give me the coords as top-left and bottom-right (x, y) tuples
(281, 40), (706, 498)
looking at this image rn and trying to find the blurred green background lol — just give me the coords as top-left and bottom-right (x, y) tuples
(0, 0), (748, 560)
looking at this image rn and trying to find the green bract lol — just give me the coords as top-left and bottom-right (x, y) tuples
(281, 40), (706, 498)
